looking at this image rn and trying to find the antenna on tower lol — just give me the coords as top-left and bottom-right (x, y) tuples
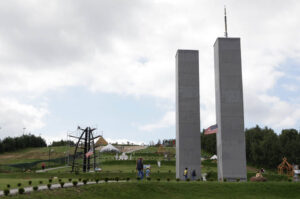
(224, 5), (228, 38)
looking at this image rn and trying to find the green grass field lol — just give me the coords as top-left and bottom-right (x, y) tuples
(10, 182), (300, 199)
(0, 145), (295, 198)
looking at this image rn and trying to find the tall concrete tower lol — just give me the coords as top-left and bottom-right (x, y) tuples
(175, 50), (201, 180)
(214, 38), (247, 182)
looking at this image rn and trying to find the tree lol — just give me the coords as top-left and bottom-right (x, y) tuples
(245, 126), (281, 168)
(279, 129), (300, 165)
(201, 130), (216, 155)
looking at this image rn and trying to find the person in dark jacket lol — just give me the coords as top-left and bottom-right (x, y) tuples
(136, 158), (144, 179)
(192, 170), (196, 181)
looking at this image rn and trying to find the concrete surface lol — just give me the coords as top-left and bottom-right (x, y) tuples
(175, 50), (201, 180)
(214, 38), (247, 182)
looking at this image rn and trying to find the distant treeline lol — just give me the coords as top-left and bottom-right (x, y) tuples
(0, 134), (47, 154)
(51, 140), (75, 147)
(201, 125), (300, 168)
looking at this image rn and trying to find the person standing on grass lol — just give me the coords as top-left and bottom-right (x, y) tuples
(136, 158), (144, 180)
(192, 170), (196, 181)
(41, 162), (45, 170)
(184, 168), (188, 180)
(145, 167), (150, 178)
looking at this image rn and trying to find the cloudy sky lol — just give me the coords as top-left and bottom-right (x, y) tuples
(0, 0), (300, 144)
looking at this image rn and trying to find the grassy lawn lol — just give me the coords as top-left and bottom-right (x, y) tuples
(10, 181), (300, 199)
(0, 146), (73, 165)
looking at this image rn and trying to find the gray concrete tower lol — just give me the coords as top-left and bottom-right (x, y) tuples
(214, 38), (247, 182)
(176, 50), (201, 180)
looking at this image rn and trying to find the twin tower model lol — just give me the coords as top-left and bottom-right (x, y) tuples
(176, 37), (247, 182)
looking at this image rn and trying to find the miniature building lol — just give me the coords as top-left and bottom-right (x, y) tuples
(278, 157), (294, 177)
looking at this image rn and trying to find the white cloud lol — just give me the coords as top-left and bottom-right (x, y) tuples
(282, 84), (298, 92)
(0, 98), (48, 138)
(139, 111), (175, 131)
(0, 0), (300, 140)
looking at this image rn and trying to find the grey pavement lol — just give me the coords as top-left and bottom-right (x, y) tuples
(36, 166), (71, 173)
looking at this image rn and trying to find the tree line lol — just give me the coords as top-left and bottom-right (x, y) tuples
(0, 134), (47, 153)
(51, 140), (75, 147)
(201, 125), (300, 168)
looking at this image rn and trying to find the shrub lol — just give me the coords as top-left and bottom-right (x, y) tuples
(83, 179), (88, 185)
(186, 178), (190, 182)
(18, 188), (25, 194)
(60, 182), (65, 188)
(4, 189), (10, 196)
(78, 178), (82, 182)
(49, 179), (52, 183)
(47, 184), (51, 190)
(17, 183), (22, 187)
(39, 181), (43, 184)
(73, 181), (78, 186)
(68, 178), (72, 182)
(147, 177), (151, 181)
(33, 186), (38, 191)
(157, 178), (160, 182)
(167, 178), (170, 182)
(196, 179), (201, 181)
(95, 179), (99, 184)
(28, 180), (32, 185)
(136, 177), (141, 181)
(58, 179), (62, 182)
(6, 184), (10, 188)
(105, 178), (109, 182)
(126, 177), (130, 182)
(115, 177), (119, 182)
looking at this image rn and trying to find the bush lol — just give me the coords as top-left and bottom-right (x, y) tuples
(33, 186), (38, 191)
(186, 178), (190, 182)
(115, 177), (119, 182)
(73, 181), (78, 186)
(167, 178), (170, 182)
(4, 189), (10, 196)
(6, 184), (10, 188)
(136, 177), (141, 181)
(196, 179), (201, 181)
(83, 179), (88, 185)
(95, 179), (99, 184)
(59, 179), (62, 182)
(78, 178), (82, 182)
(60, 182), (65, 188)
(39, 181), (43, 184)
(68, 178), (72, 182)
(126, 177), (130, 182)
(18, 188), (25, 194)
(157, 178), (160, 182)
(17, 183), (22, 187)
(28, 180), (32, 185)
(105, 178), (109, 182)
(49, 179), (52, 183)
(147, 177), (151, 181)
(47, 184), (51, 190)
(176, 178), (180, 182)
